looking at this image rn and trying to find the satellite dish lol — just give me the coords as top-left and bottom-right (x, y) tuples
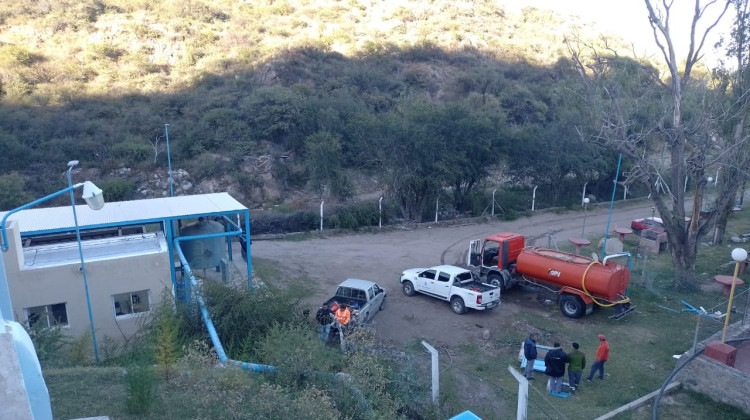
(591, 252), (599, 262)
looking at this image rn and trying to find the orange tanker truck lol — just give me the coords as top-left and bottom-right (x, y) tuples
(468, 232), (633, 319)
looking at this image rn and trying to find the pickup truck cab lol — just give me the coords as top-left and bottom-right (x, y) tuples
(325, 279), (387, 327)
(400, 265), (500, 314)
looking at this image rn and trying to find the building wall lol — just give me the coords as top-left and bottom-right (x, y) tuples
(674, 325), (750, 415)
(3, 221), (172, 345)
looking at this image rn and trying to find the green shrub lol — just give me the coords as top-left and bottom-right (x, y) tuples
(25, 322), (69, 368)
(87, 43), (124, 61)
(124, 364), (157, 415)
(253, 322), (342, 386)
(0, 172), (33, 210)
(66, 330), (94, 366)
(110, 142), (152, 167)
(99, 178), (137, 202)
(198, 282), (305, 360)
(151, 292), (181, 381)
(327, 200), (380, 230)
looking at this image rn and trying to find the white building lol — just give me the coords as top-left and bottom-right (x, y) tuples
(1, 192), (251, 348)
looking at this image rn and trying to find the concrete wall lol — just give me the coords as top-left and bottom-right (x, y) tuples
(0, 319), (53, 420)
(3, 221), (172, 348)
(674, 325), (750, 415)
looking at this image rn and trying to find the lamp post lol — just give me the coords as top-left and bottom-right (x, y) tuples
(722, 248), (748, 343)
(704, 176), (714, 211)
(66, 160), (104, 362)
(1, 162), (104, 361)
(492, 188), (497, 216)
(581, 197), (590, 237)
(581, 182), (588, 206)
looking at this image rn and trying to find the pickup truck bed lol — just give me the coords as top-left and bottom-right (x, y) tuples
(325, 296), (366, 311)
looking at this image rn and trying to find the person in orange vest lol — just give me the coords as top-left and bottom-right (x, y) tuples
(586, 334), (610, 381)
(335, 303), (351, 327)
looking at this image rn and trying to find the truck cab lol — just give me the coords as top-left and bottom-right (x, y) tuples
(468, 232), (525, 290)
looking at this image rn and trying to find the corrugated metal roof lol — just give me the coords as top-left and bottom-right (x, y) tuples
(0, 192), (247, 235)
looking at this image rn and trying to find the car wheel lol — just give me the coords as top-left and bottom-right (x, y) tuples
(559, 294), (585, 318)
(451, 297), (466, 315)
(402, 281), (416, 296)
(379, 297), (386, 310)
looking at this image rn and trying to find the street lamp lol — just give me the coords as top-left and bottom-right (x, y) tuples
(704, 176), (714, 211)
(581, 197), (590, 237)
(721, 248), (748, 343)
(67, 160), (103, 362)
(0, 161), (105, 362)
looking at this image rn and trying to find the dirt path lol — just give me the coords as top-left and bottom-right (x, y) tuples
(249, 201), (660, 348)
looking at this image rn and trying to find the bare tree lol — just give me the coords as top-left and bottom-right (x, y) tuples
(147, 134), (163, 165)
(569, 0), (744, 288)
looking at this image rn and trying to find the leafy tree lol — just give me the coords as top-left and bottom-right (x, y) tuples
(710, 0), (750, 243)
(375, 103), (448, 221)
(304, 130), (352, 200)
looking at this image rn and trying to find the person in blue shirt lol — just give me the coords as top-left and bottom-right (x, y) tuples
(523, 332), (539, 380)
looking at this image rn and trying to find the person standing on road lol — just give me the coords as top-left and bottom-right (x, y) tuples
(524, 332), (539, 380)
(567, 342), (586, 394)
(315, 303), (334, 342)
(586, 334), (610, 381)
(544, 342), (569, 394)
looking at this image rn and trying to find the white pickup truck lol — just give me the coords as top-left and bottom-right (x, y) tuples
(400, 265), (501, 314)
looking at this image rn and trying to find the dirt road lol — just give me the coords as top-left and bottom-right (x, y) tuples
(249, 201), (660, 348)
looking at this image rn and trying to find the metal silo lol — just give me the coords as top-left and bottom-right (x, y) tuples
(179, 218), (225, 269)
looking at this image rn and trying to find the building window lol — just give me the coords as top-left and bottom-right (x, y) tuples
(113, 290), (150, 318)
(25, 303), (68, 328)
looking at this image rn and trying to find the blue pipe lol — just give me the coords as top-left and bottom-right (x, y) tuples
(173, 233), (273, 372)
(173, 230), (372, 413)
(1, 185), (80, 251)
(601, 153), (623, 260)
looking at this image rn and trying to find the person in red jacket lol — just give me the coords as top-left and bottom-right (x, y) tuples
(586, 334), (610, 381)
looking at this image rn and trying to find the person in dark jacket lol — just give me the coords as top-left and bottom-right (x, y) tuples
(315, 303), (334, 342)
(544, 342), (569, 394)
(567, 342), (586, 394)
(523, 332), (538, 380)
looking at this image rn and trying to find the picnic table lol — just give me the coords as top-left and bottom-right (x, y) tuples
(568, 237), (590, 255)
(613, 227), (632, 243)
(714, 275), (745, 296)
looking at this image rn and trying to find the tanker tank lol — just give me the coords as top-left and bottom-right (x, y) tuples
(515, 247), (630, 302)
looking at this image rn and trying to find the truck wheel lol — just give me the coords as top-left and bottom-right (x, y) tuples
(488, 273), (502, 288)
(451, 297), (466, 315)
(559, 294), (585, 318)
(379, 297), (386, 310)
(402, 281), (416, 296)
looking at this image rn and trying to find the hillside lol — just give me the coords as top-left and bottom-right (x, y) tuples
(0, 0), (632, 215)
